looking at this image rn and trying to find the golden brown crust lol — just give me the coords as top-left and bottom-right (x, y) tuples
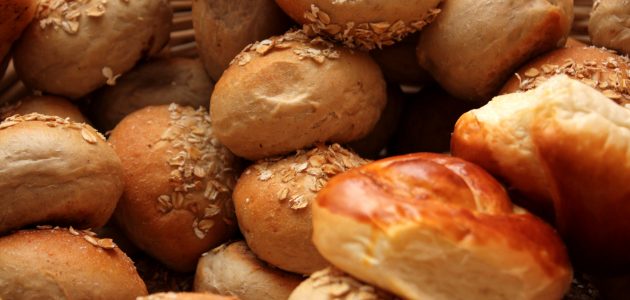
(289, 267), (398, 300)
(589, 0), (630, 55)
(0, 227), (147, 299)
(0, 0), (37, 61)
(370, 34), (433, 86)
(109, 104), (239, 272)
(1, 95), (87, 123)
(313, 153), (572, 300)
(0, 113), (122, 233)
(139, 292), (237, 300)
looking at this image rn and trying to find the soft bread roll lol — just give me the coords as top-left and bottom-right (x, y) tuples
(417, 0), (573, 101)
(0, 227), (147, 300)
(139, 293), (236, 300)
(0, 0), (37, 63)
(211, 30), (387, 160)
(501, 46), (630, 106)
(233, 144), (368, 274)
(109, 104), (239, 272)
(274, 0), (442, 50)
(192, 0), (292, 81)
(194, 241), (302, 300)
(1, 95), (87, 122)
(89, 57), (213, 131)
(13, 0), (172, 99)
(0, 113), (122, 233)
(589, 0), (630, 55)
(371, 34), (433, 86)
(313, 153), (572, 300)
(452, 75), (630, 271)
(289, 267), (397, 300)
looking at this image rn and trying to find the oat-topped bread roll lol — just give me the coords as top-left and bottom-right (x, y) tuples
(211, 30), (386, 160)
(0, 113), (122, 233)
(501, 46), (630, 107)
(1, 95), (87, 122)
(13, 0), (172, 99)
(452, 75), (630, 271)
(0, 0), (37, 68)
(313, 153), (572, 300)
(195, 241), (302, 300)
(233, 144), (368, 274)
(139, 293), (236, 300)
(89, 57), (213, 131)
(192, 0), (292, 81)
(289, 267), (398, 300)
(274, 0), (442, 50)
(417, 0), (573, 101)
(589, 0), (630, 55)
(0, 227), (147, 300)
(109, 104), (239, 272)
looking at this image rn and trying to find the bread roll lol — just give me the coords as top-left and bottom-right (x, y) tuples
(452, 75), (630, 271)
(194, 241), (302, 300)
(211, 30), (386, 160)
(313, 153), (572, 300)
(0, 0), (37, 63)
(371, 34), (433, 86)
(109, 104), (239, 272)
(0, 227), (147, 300)
(289, 267), (397, 300)
(589, 0), (630, 55)
(192, 0), (292, 81)
(1, 95), (87, 122)
(0, 113), (122, 233)
(13, 0), (172, 99)
(274, 0), (442, 50)
(417, 0), (573, 101)
(139, 293), (236, 300)
(501, 46), (630, 107)
(88, 57), (212, 131)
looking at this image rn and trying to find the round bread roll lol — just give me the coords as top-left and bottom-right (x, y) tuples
(109, 104), (239, 272)
(233, 144), (368, 274)
(0, 227), (147, 299)
(1, 95), (87, 122)
(371, 34), (433, 86)
(313, 153), (572, 300)
(417, 0), (573, 101)
(274, 0), (442, 50)
(88, 57), (213, 131)
(194, 241), (302, 300)
(289, 267), (397, 300)
(211, 30), (387, 160)
(0, 113), (122, 233)
(139, 292), (236, 300)
(589, 0), (630, 55)
(501, 46), (630, 107)
(192, 0), (292, 81)
(0, 0), (37, 63)
(452, 75), (630, 271)
(13, 0), (172, 99)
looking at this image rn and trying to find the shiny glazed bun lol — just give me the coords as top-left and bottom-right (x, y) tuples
(233, 144), (368, 274)
(109, 104), (239, 272)
(0, 113), (123, 233)
(274, 0), (442, 50)
(89, 57), (213, 131)
(0, 227), (147, 300)
(288, 267), (397, 300)
(211, 30), (387, 160)
(589, 0), (630, 55)
(139, 293), (236, 300)
(0, 0), (37, 62)
(13, 0), (172, 98)
(1, 95), (87, 122)
(417, 0), (573, 101)
(313, 153), (572, 300)
(452, 75), (630, 271)
(194, 241), (302, 300)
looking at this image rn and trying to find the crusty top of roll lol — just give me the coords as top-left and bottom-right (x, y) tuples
(589, 0), (630, 55)
(289, 267), (398, 300)
(139, 292), (237, 300)
(1, 95), (87, 123)
(0, 0), (37, 60)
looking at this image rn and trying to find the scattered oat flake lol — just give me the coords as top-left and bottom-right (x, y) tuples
(258, 170), (273, 181)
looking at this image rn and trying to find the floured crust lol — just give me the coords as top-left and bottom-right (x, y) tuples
(589, 0), (630, 55)
(289, 267), (398, 300)
(140, 292), (236, 300)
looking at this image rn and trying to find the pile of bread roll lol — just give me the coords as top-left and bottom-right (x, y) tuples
(0, 0), (628, 299)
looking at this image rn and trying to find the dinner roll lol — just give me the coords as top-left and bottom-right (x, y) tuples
(274, 0), (442, 50)
(313, 153), (572, 300)
(139, 293), (236, 300)
(0, 113), (122, 233)
(0, 0), (37, 63)
(89, 57), (212, 131)
(233, 144), (368, 274)
(589, 0), (630, 55)
(1, 95), (87, 122)
(371, 34), (433, 86)
(0, 227), (147, 300)
(288, 267), (397, 300)
(109, 104), (239, 272)
(211, 30), (386, 160)
(13, 0), (172, 99)
(417, 0), (573, 101)
(192, 0), (292, 81)
(452, 75), (630, 271)
(194, 241), (302, 300)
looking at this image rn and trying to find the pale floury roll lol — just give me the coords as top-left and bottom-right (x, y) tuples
(289, 267), (398, 300)
(589, 0), (630, 55)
